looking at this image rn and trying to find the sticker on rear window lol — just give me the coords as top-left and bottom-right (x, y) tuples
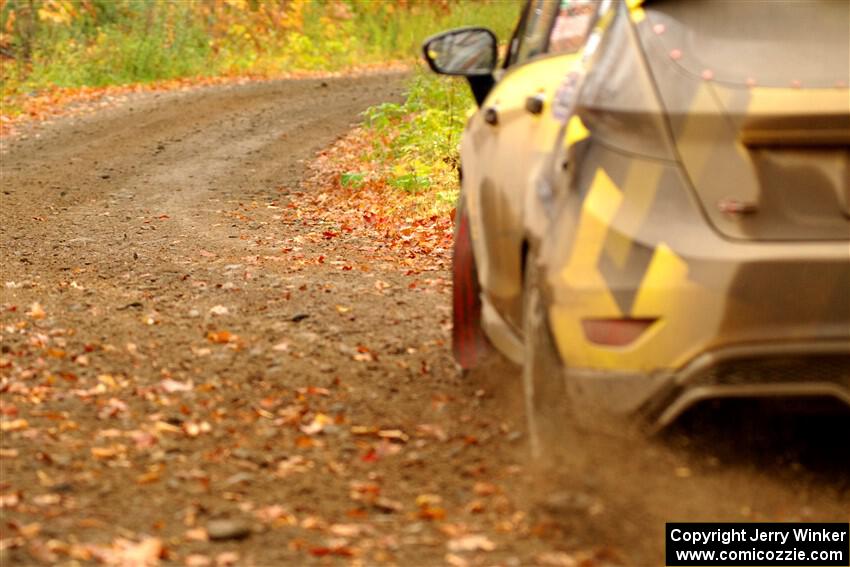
(552, 70), (582, 123)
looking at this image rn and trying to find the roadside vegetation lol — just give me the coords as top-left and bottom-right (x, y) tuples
(332, 70), (475, 214)
(298, 71), (474, 275)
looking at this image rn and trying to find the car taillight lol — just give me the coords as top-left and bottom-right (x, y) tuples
(581, 317), (657, 346)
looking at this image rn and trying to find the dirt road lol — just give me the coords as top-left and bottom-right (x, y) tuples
(2, 76), (849, 566)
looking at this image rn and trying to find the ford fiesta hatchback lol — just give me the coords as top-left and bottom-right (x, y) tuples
(424, 0), (850, 454)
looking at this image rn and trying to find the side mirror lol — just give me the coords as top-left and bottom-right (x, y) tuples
(422, 27), (498, 77)
(422, 27), (498, 106)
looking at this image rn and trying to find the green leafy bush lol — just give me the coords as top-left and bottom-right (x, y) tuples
(358, 69), (476, 211)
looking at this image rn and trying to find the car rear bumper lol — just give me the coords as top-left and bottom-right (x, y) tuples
(564, 340), (850, 431)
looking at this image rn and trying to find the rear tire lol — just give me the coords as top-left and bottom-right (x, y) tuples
(522, 253), (570, 460)
(452, 198), (489, 370)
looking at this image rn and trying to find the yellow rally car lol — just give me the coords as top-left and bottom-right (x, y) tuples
(424, 0), (850, 453)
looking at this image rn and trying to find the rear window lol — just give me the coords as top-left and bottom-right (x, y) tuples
(644, 0), (850, 88)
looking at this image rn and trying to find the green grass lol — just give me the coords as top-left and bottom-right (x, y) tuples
(26, 3), (211, 88)
(345, 1), (518, 64)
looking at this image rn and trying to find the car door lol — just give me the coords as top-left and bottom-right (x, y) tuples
(462, 0), (597, 330)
